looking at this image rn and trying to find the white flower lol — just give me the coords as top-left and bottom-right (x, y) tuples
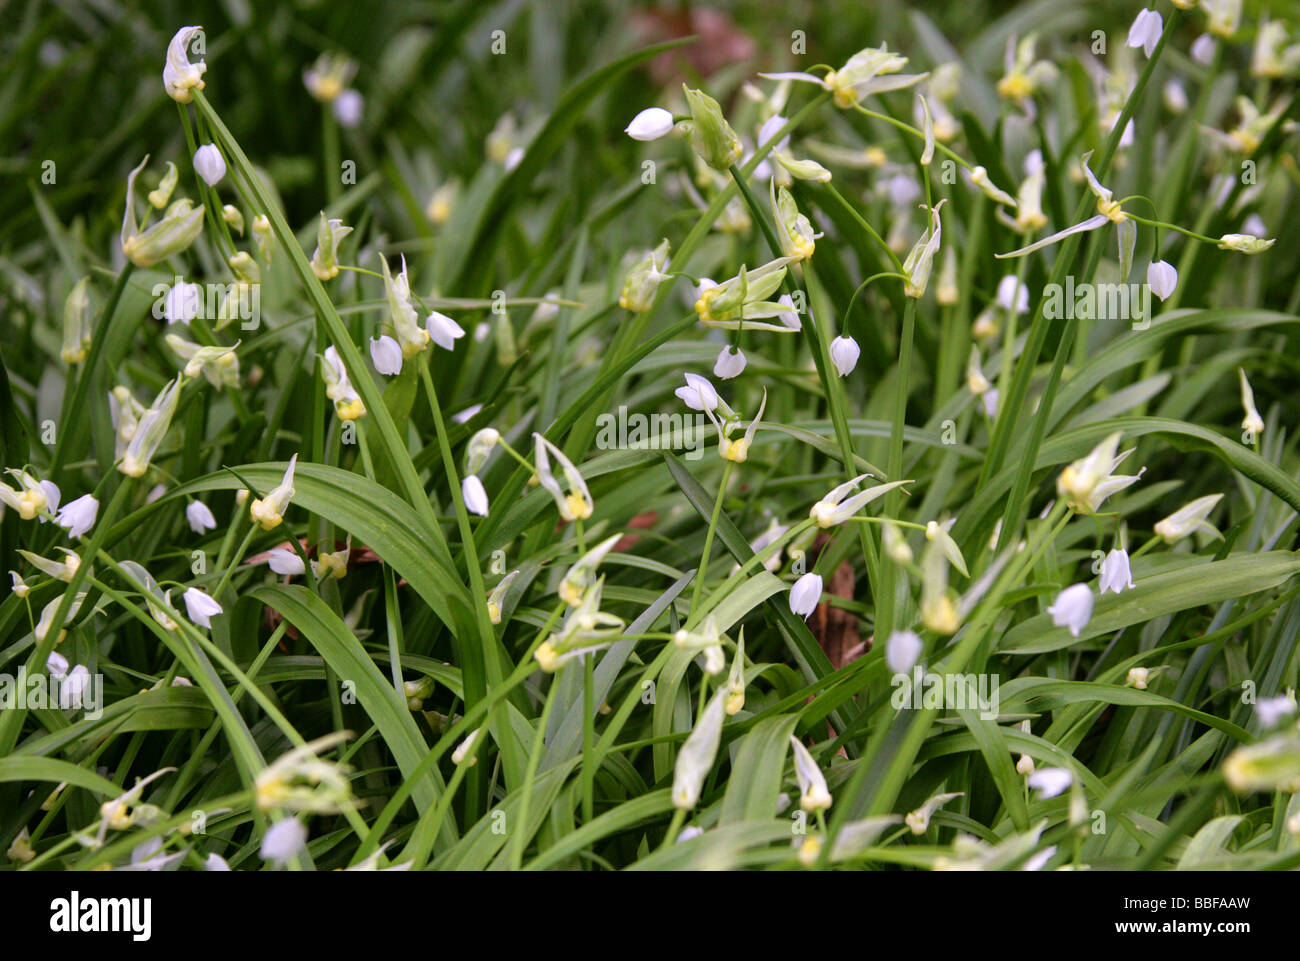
(995, 275), (1030, 314)
(59, 665), (91, 710)
(1147, 260), (1178, 301)
(333, 89), (363, 128)
(676, 826), (704, 843)
(713, 346), (746, 379)
(369, 335), (402, 375)
(186, 500), (217, 534)
(672, 689), (727, 809)
(789, 572), (822, 618)
(674, 372), (720, 412)
(1154, 494), (1223, 544)
(809, 474), (910, 528)
(46, 651), (69, 679)
(250, 454), (297, 530)
(1125, 9), (1163, 58)
(1026, 767), (1072, 798)
(260, 817), (307, 867)
(1239, 368), (1264, 435)
(1127, 667), (1151, 690)
(266, 548), (305, 576)
(789, 736), (833, 812)
(1256, 695), (1296, 729)
(163, 26), (207, 103)
(776, 294), (801, 329)
(182, 587), (222, 628)
(462, 475), (489, 517)
(1046, 583), (1094, 637)
(885, 630), (923, 674)
(55, 494), (98, 539)
(164, 281), (202, 324)
(1056, 431), (1144, 514)
(426, 311), (466, 351)
(205, 853), (231, 871)
(451, 727), (483, 765)
(1217, 233), (1275, 254)
(1099, 548), (1134, 594)
(1164, 79), (1189, 114)
(533, 433), (593, 522)
(625, 107), (675, 141)
(1191, 33), (1217, 65)
(829, 335), (860, 376)
(193, 144), (226, 187)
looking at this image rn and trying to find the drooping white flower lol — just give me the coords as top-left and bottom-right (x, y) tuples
(46, 651), (69, 679)
(462, 475), (489, 517)
(1255, 694), (1297, 729)
(163, 26), (207, 103)
(1046, 583), (1094, 637)
(260, 817), (307, 867)
(59, 665), (91, 710)
(55, 494), (99, 539)
(713, 346), (746, 379)
(1191, 33), (1217, 65)
(789, 572), (822, 618)
(885, 630), (923, 674)
(1098, 548), (1134, 594)
(1239, 367), (1265, 435)
(995, 275), (1030, 314)
(451, 727), (483, 766)
(205, 853), (231, 871)
(625, 107), (675, 141)
(266, 548), (305, 577)
(186, 500), (217, 534)
(829, 335), (860, 376)
(1027, 767), (1073, 798)
(1147, 260), (1178, 301)
(426, 311), (466, 351)
(1154, 494), (1224, 544)
(193, 144), (226, 186)
(164, 281), (202, 325)
(789, 736), (833, 812)
(333, 89), (363, 128)
(183, 588), (222, 628)
(672, 689), (728, 809)
(1125, 9), (1163, 58)
(674, 372), (721, 412)
(1164, 79), (1190, 114)
(369, 335), (402, 375)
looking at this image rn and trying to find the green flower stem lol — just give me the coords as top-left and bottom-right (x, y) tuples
(691, 459), (734, 616)
(510, 667), (563, 869)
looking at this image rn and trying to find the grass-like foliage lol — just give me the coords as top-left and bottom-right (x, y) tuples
(1, 0), (1299, 871)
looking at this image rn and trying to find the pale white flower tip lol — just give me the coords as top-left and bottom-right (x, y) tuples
(204, 853), (231, 871)
(1098, 548), (1134, 595)
(59, 665), (91, 709)
(885, 629), (922, 674)
(789, 572), (823, 618)
(333, 89), (364, 128)
(1026, 767), (1073, 798)
(260, 817), (307, 866)
(426, 311), (466, 351)
(55, 494), (99, 539)
(1125, 9), (1163, 58)
(266, 548), (305, 577)
(182, 587), (223, 628)
(46, 651), (69, 679)
(995, 275), (1030, 314)
(713, 345), (746, 380)
(462, 474), (490, 517)
(1146, 260), (1178, 301)
(1046, 583), (1094, 637)
(193, 144), (226, 187)
(369, 335), (403, 376)
(625, 107), (675, 141)
(1255, 695), (1297, 729)
(164, 281), (202, 325)
(186, 499), (217, 534)
(829, 335), (860, 377)
(675, 372), (719, 412)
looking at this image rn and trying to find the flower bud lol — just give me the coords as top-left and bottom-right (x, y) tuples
(61, 278), (92, 364)
(681, 85), (743, 171)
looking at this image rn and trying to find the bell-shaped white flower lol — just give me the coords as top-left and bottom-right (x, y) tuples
(250, 454), (298, 531)
(369, 335), (402, 376)
(260, 817), (307, 867)
(163, 26), (207, 103)
(829, 335), (860, 376)
(164, 281), (202, 325)
(789, 736), (833, 812)
(1239, 367), (1265, 435)
(451, 727), (483, 766)
(186, 500), (217, 535)
(333, 89), (363, 128)
(1154, 494), (1223, 544)
(193, 144), (226, 187)
(1125, 9), (1163, 58)
(266, 548), (305, 576)
(789, 572), (822, 618)
(1255, 694), (1297, 729)
(1098, 548), (1134, 594)
(1027, 767), (1073, 798)
(995, 275), (1030, 314)
(625, 107), (675, 141)
(675, 372), (723, 412)
(426, 311), (466, 351)
(59, 665), (92, 710)
(672, 689), (728, 809)
(1046, 583), (1094, 637)
(713, 346), (746, 379)
(54, 494), (98, 539)
(183, 587), (222, 629)
(462, 474), (489, 517)
(885, 629), (923, 674)
(1147, 260), (1178, 301)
